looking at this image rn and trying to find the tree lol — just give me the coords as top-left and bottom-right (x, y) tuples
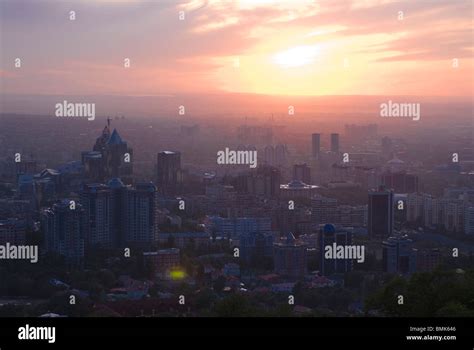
(98, 269), (116, 289)
(213, 294), (258, 317)
(344, 271), (365, 289)
(436, 301), (474, 317)
(365, 276), (407, 316)
(365, 269), (474, 317)
(213, 276), (226, 293)
(195, 288), (217, 310)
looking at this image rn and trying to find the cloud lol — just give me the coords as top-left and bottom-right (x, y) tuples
(0, 0), (472, 96)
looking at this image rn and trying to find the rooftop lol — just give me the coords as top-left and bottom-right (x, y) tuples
(107, 129), (125, 145)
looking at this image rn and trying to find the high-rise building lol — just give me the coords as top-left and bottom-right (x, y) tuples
(381, 171), (419, 193)
(406, 193), (466, 233)
(381, 136), (393, 156)
(311, 133), (321, 159)
(80, 179), (159, 249)
(406, 193), (432, 223)
(464, 207), (474, 235)
(416, 248), (441, 272)
(337, 205), (368, 227)
(274, 144), (288, 166)
(0, 218), (26, 245)
(273, 232), (307, 279)
(241, 231), (275, 265)
(107, 178), (129, 248)
(312, 195), (338, 228)
(102, 129), (133, 183)
(319, 224), (353, 276)
(83, 120), (133, 184)
(444, 187), (474, 202)
(80, 183), (115, 249)
(382, 236), (417, 274)
(81, 151), (103, 182)
(293, 163), (311, 184)
(368, 187), (394, 237)
(330, 133), (340, 153)
(428, 198), (465, 232)
(243, 165), (281, 198)
(81, 178), (137, 249)
(0, 199), (34, 227)
(41, 199), (85, 266)
(125, 182), (159, 247)
(156, 151), (182, 196)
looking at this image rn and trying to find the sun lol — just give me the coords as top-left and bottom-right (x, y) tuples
(273, 45), (319, 68)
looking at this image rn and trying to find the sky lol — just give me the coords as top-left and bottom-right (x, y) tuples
(0, 0), (473, 97)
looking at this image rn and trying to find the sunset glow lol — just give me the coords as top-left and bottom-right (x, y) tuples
(273, 46), (320, 68)
(0, 0), (472, 97)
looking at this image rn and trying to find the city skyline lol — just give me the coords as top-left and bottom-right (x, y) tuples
(0, 1), (473, 344)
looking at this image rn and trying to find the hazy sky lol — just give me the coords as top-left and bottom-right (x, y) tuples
(0, 0), (472, 96)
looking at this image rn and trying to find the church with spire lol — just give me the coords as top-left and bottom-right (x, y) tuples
(82, 118), (133, 184)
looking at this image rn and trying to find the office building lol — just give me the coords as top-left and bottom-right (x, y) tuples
(337, 205), (368, 227)
(464, 207), (474, 235)
(41, 200), (85, 266)
(416, 248), (441, 272)
(241, 165), (281, 198)
(125, 182), (160, 247)
(293, 163), (311, 184)
(80, 183), (115, 248)
(311, 133), (321, 159)
(381, 171), (419, 193)
(312, 195), (338, 227)
(273, 232), (307, 279)
(241, 231), (275, 264)
(0, 218), (26, 245)
(83, 120), (133, 184)
(382, 235), (417, 274)
(319, 224), (353, 276)
(80, 179), (159, 249)
(157, 151), (182, 196)
(368, 187), (394, 237)
(330, 133), (340, 153)
(143, 248), (180, 273)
